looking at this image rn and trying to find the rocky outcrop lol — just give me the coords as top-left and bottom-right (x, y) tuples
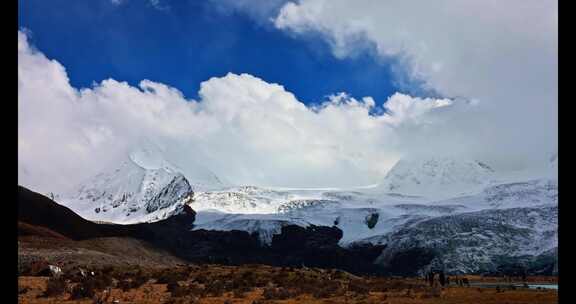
(145, 174), (193, 213)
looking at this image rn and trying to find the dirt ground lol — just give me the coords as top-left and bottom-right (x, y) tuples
(18, 264), (558, 304)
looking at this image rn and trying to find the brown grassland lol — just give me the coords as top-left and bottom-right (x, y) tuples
(18, 264), (558, 304)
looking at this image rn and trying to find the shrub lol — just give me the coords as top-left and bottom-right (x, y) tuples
(233, 288), (248, 298)
(132, 272), (149, 288)
(118, 280), (136, 292)
(18, 285), (29, 295)
(167, 282), (189, 298)
(118, 275), (148, 292)
(157, 269), (188, 285)
(92, 274), (113, 290)
(312, 281), (341, 298)
(44, 277), (66, 297)
(69, 274), (113, 300)
(191, 273), (207, 284)
(262, 286), (293, 300)
(164, 296), (199, 304)
(204, 280), (227, 297)
(348, 280), (370, 296)
(70, 281), (96, 299)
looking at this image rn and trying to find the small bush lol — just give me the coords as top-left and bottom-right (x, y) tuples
(132, 273), (149, 288)
(312, 281), (341, 298)
(191, 274), (207, 284)
(167, 282), (189, 298)
(164, 296), (199, 304)
(70, 281), (96, 299)
(118, 276), (148, 292)
(18, 285), (29, 295)
(262, 286), (293, 300)
(92, 275), (113, 290)
(157, 269), (188, 285)
(348, 280), (370, 296)
(204, 280), (227, 297)
(44, 277), (66, 297)
(233, 288), (247, 298)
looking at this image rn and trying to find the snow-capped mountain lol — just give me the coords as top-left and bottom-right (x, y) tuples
(57, 139), (227, 224)
(58, 155), (195, 224)
(189, 176), (556, 244)
(377, 157), (496, 199)
(53, 151), (557, 274)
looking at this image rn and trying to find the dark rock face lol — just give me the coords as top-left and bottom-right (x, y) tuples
(145, 174), (193, 213)
(378, 247), (437, 276)
(158, 204), (196, 228)
(271, 225), (343, 251)
(365, 212), (379, 229)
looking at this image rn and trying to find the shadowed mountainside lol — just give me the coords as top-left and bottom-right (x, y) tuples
(18, 186), (386, 275)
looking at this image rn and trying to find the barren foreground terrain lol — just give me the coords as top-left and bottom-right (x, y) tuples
(18, 264), (557, 304)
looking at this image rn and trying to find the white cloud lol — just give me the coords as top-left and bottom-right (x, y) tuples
(272, 0), (557, 169)
(110, 0), (169, 11)
(208, 0), (288, 23)
(18, 30), (459, 193)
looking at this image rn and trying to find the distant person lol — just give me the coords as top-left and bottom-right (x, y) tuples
(462, 277), (470, 287)
(428, 272), (434, 287)
(439, 271), (446, 287)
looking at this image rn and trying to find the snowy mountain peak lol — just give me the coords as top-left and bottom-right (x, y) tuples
(129, 144), (169, 170)
(58, 155), (195, 224)
(127, 139), (225, 190)
(378, 157), (495, 198)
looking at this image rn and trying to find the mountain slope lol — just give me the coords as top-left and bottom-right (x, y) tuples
(374, 205), (557, 275)
(18, 186), (189, 271)
(19, 186), (387, 275)
(18, 185), (122, 240)
(59, 156), (195, 224)
(378, 157), (495, 198)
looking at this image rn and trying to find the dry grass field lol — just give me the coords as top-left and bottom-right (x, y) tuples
(18, 264), (558, 304)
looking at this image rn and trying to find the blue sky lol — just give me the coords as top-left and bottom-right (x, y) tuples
(18, 0), (402, 105)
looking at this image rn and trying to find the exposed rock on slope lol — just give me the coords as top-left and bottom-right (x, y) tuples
(374, 205), (557, 275)
(60, 156), (195, 224)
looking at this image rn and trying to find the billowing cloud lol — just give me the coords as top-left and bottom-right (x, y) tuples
(18, 30), (457, 193)
(271, 0), (557, 170)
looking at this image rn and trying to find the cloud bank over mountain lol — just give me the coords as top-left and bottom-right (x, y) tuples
(19, 30), (463, 193)
(18, 1), (557, 193)
(273, 0), (557, 164)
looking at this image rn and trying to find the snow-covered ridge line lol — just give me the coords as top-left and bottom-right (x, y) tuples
(56, 151), (557, 260)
